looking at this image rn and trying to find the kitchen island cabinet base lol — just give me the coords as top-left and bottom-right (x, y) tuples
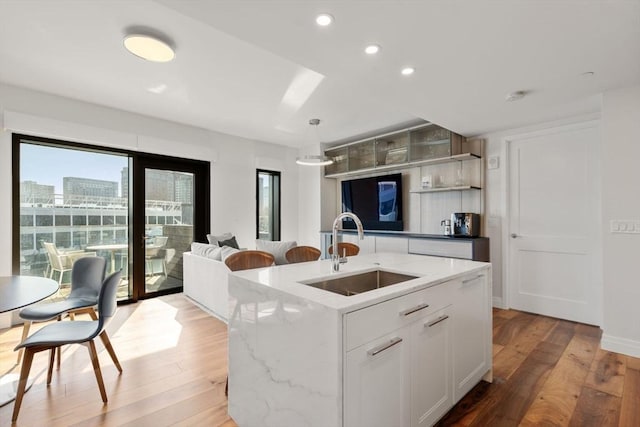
(227, 253), (491, 427)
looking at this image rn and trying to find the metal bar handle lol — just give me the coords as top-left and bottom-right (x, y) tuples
(367, 337), (403, 357)
(426, 315), (449, 328)
(462, 275), (484, 284)
(399, 303), (430, 317)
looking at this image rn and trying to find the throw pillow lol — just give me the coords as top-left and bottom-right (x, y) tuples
(219, 236), (240, 249)
(255, 240), (297, 265)
(207, 232), (233, 246)
(190, 242), (223, 261)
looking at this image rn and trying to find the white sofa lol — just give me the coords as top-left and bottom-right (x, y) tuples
(183, 251), (231, 322)
(182, 239), (297, 322)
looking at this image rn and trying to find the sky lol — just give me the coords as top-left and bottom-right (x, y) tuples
(20, 143), (128, 195)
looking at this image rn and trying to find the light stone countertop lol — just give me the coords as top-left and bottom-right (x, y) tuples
(230, 252), (490, 314)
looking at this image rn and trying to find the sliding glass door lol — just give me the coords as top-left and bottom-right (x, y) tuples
(13, 134), (209, 302)
(132, 156), (209, 299)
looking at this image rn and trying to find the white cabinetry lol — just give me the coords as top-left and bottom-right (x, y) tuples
(452, 273), (491, 400)
(345, 331), (411, 427)
(344, 272), (490, 427)
(375, 235), (409, 253)
(409, 238), (473, 259)
(411, 307), (453, 427)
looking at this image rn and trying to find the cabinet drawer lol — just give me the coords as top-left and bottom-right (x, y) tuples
(344, 283), (451, 352)
(408, 238), (473, 260)
(375, 236), (408, 253)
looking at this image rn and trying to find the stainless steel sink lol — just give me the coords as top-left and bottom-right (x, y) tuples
(301, 269), (418, 296)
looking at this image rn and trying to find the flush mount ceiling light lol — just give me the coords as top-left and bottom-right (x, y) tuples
(505, 90), (527, 102)
(316, 13), (334, 26)
(124, 33), (175, 62)
(401, 67), (415, 76)
(296, 119), (334, 166)
(365, 44), (380, 55)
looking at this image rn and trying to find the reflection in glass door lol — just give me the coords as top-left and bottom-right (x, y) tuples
(143, 169), (194, 294)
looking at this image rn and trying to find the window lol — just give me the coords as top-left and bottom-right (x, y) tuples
(256, 169), (281, 241)
(14, 134), (209, 302)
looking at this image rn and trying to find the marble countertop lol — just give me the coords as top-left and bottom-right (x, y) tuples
(230, 253), (490, 314)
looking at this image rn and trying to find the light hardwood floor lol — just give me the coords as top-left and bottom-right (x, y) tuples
(1, 295), (639, 426)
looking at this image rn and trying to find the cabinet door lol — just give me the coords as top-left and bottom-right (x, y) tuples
(408, 238), (473, 259)
(411, 307), (453, 427)
(345, 331), (411, 427)
(452, 273), (490, 401)
(375, 236), (408, 254)
(348, 140), (375, 171)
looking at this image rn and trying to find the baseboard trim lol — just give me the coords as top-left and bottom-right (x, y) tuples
(601, 333), (640, 358)
(492, 296), (507, 309)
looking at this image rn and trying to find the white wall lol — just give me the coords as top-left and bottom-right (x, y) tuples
(477, 84), (640, 357)
(0, 84), (299, 326)
(601, 85), (640, 357)
(296, 144), (324, 248)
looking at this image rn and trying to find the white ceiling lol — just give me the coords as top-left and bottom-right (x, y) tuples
(1, 0), (639, 147)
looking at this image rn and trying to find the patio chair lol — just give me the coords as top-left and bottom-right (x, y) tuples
(42, 241), (96, 286)
(145, 236), (168, 277)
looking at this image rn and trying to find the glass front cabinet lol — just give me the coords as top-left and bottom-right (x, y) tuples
(324, 123), (473, 177)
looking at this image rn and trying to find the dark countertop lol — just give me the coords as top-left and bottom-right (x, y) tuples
(320, 229), (488, 241)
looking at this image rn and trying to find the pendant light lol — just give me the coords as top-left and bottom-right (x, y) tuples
(296, 119), (334, 166)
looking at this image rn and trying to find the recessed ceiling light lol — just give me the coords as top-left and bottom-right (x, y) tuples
(505, 90), (527, 101)
(365, 44), (380, 55)
(124, 34), (175, 62)
(401, 67), (415, 76)
(316, 13), (334, 26)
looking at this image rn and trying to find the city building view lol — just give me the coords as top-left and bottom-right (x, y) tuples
(19, 144), (194, 299)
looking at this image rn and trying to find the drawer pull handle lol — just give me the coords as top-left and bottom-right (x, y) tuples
(367, 337), (403, 357)
(462, 275), (484, 284)
(426, 315), (449, 328)
(399, 303), (430, 317)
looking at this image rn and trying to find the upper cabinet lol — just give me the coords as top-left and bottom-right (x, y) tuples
(409, 125), (457, 162)
(324, 123), (479, 178)
(376, 130), (409, 167)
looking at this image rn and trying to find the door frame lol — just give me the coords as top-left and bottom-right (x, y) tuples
(503, 119), (602, 323)
(12, 134), (210, 303)
(132, 154), (210, 301)
(255, 169), (281, 241)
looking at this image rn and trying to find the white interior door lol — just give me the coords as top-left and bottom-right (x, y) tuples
(508, 123), (601, 325)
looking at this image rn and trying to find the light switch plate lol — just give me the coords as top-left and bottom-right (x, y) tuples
(610, 220), (640, 234)
(488, 156), (499, 170)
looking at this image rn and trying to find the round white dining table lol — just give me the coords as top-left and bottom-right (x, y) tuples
(0, 275), (59, 313)
(0, 275), (59, 407)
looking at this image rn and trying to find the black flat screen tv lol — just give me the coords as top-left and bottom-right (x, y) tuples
(341, 173), (403, 231)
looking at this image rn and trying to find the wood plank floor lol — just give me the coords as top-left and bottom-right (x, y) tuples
(1, 296), (639, 426)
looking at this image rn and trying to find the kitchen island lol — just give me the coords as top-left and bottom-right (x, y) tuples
(228, 253), (492, 427)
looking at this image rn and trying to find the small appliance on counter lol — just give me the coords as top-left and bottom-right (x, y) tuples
(440, 219), (452, 235)
(451, 213), (480, 237)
